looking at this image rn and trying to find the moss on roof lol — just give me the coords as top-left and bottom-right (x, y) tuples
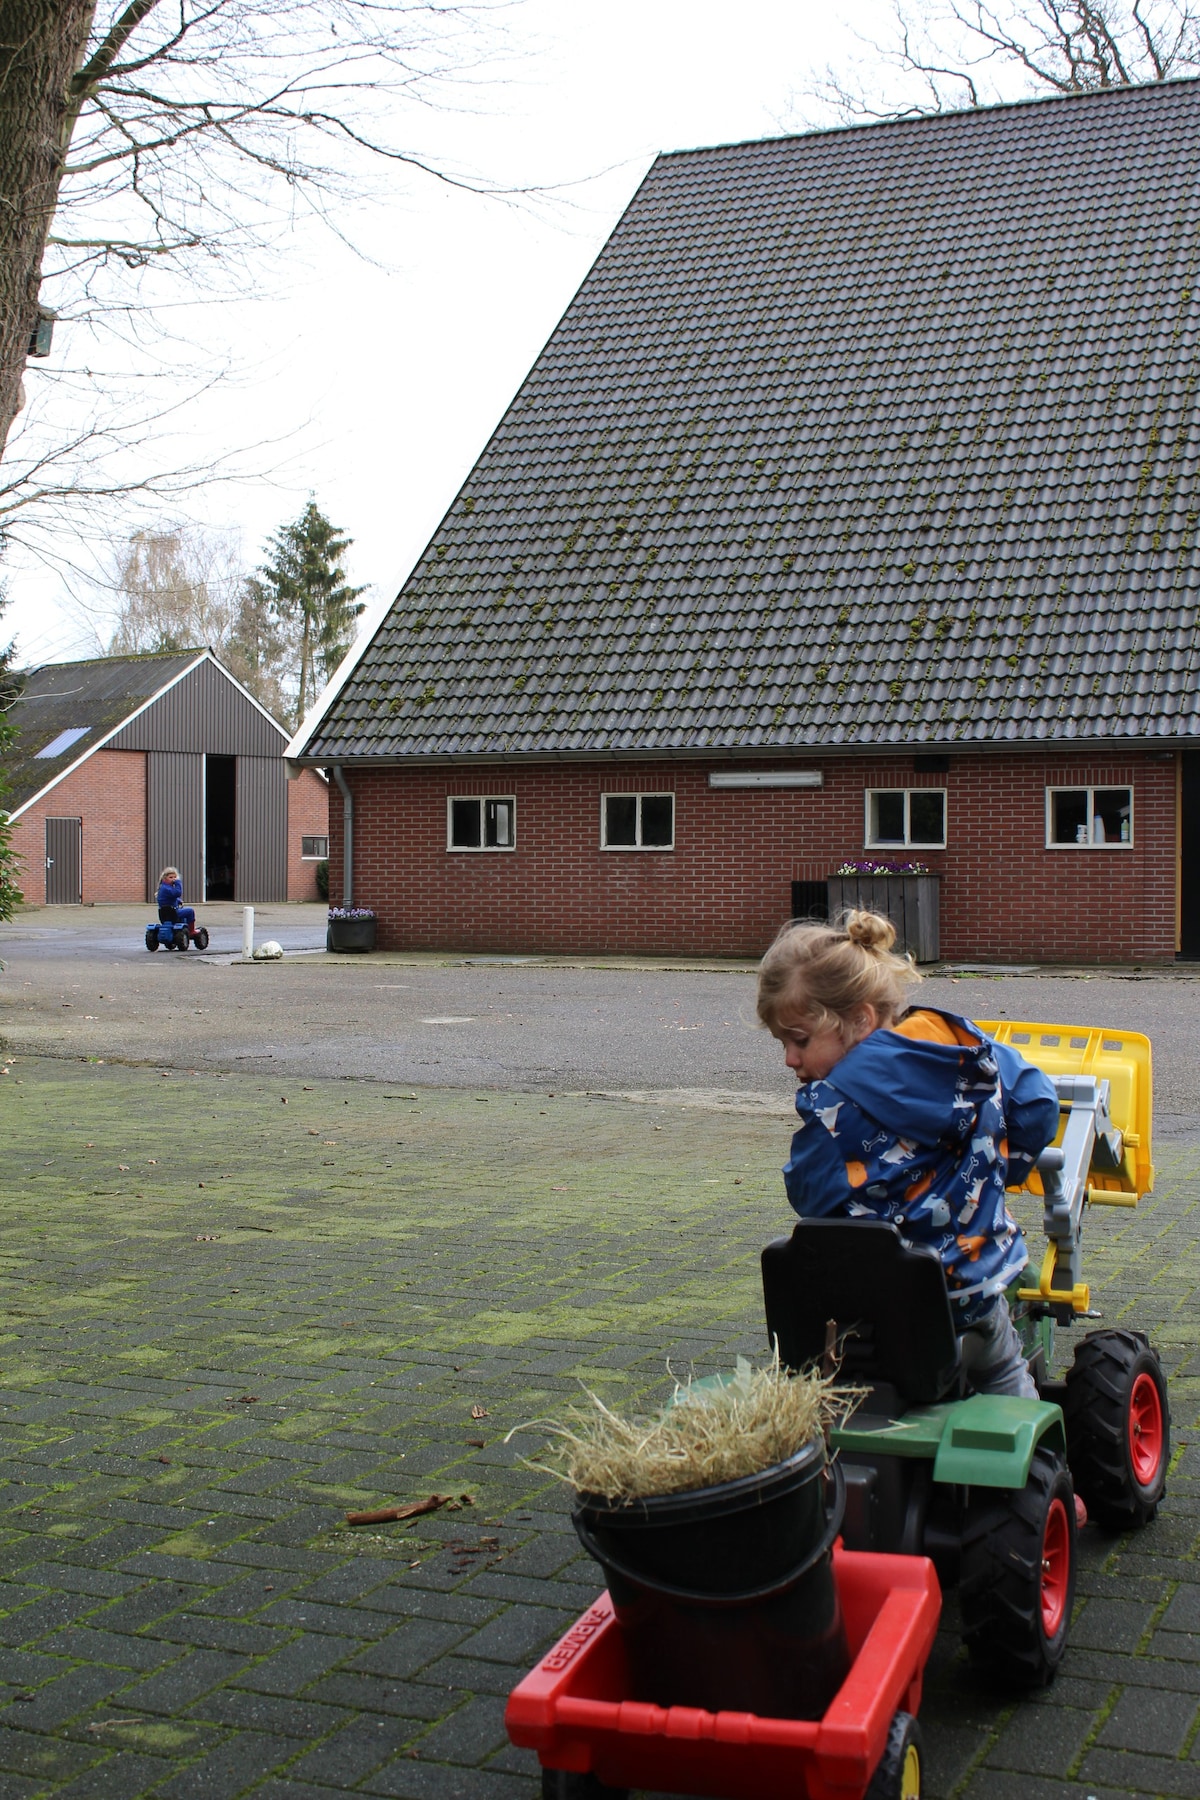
(307, 81), (1200, 763)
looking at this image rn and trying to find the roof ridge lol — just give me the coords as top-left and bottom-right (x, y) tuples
(656, 71), (1200, 162)
(25, 647), (206, 676)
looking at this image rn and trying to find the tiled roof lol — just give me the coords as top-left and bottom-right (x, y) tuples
(305, 80), (1200, 762)
(3, 651), (200, 811)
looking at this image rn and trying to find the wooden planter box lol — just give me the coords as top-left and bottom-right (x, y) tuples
(826, 875), (940, 963)
(327, 916), (377, 953)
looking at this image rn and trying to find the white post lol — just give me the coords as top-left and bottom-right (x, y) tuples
(241, 906), (255, 961)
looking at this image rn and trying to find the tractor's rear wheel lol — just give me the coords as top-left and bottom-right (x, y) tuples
(145, 929), (159, 952)
(960, 1446), (1076, 1687)
(866, 1711), (923, 1799)
(1064, 1329), (1169, 1529)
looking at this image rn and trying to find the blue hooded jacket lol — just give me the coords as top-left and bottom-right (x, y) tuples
(783, 1009), (1060, 1327)
(157, 877), (184, 917)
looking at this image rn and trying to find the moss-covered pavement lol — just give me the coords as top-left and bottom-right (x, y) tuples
(1, 1055), (1198, 1799)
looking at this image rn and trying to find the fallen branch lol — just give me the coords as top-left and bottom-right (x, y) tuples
(345, 1494), (452, 1527)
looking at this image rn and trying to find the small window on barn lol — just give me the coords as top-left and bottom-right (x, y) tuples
(865, 789), (946, 849)
(447, 795), (515, 850)
(301, 836), (329, 859)
(35, 727), (89, 759)
(1047, 787), (1132, 847)
(601, 793), (675, 849)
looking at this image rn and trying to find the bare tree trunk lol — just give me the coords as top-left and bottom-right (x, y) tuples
(0, 1), (96, 462)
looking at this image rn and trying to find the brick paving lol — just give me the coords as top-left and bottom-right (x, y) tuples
(0, 1054), (1197, 1798)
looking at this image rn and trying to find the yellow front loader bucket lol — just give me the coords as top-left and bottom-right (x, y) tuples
(977, 1019), (1153, 1201)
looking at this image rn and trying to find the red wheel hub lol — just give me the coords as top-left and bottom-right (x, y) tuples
(1128, 1372), (1165, 1487)
(1040, 1496), (1071, 1638)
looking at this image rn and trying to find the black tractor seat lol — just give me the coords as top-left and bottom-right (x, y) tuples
(762, 1218), (962, 1409)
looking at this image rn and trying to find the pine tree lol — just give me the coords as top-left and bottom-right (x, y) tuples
(223, 575), (291, 724)
(254, 502), (366, 721)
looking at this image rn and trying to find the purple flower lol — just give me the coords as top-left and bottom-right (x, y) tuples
(327, 906), (376, 920)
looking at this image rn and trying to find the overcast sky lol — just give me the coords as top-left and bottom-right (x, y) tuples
(6, 0), (884, 670)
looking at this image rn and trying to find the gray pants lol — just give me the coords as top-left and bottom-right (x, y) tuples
(958, 1301), (1037, 1398)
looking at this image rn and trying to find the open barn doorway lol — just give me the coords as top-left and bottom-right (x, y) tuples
(205, 755), (236, 900)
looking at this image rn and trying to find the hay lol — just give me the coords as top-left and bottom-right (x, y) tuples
(511, 1355), (862, 1504)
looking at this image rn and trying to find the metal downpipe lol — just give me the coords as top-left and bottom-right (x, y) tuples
(331, 764), (353, 907)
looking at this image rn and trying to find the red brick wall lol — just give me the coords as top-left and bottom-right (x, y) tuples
(286, 768), (330, 902)
(325, 749), (1179, 963)
(10, 750), (146, 904)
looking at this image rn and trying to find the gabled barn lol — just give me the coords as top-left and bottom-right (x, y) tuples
(6, 650), (328, 905)
(289, 80), (1200, 963)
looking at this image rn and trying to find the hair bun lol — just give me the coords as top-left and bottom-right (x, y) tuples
(844, 909), (897, 953)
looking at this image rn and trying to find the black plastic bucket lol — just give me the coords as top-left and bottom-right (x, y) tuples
(573, 1445), (850, 1719)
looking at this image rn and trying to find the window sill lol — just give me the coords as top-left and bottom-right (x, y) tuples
(1046, 842), (1133, 851)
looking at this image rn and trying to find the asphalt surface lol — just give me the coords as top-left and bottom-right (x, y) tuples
(3, 905), (1199, 1139)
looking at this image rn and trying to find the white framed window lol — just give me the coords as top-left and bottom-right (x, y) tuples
(301, 836), (329, 859)
(447, 795), (515, 851)
(864, 788), (946, 849)
(1046, 787), (1132, 848)
(601, 792), (675, 849)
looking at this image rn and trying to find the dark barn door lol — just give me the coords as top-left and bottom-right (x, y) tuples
(205, 754), (236, 900)
(44, 818), (82, 904)
(1182, 753), (1200, 959)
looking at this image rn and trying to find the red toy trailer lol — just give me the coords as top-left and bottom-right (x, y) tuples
(506, 1544), (941, 1800)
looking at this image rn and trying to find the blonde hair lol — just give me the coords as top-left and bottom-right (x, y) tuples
(159, 866), (179, 883)
(757, 910), (921, 1036)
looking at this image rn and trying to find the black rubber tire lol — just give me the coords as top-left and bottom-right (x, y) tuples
(145, 930), (159, 952)
(194, 928), (209, 951)
(540, 1772), (628, 1800)
(960, 1446), (1076, 1688)
(1064, 1329), (1170, 1529)
(866, 1711), (923, 1800)
(173, 930), (189, 950)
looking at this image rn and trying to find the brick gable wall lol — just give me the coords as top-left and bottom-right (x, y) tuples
(9, 750), (147, 904)
(286, 769), (330, 902)
(326, 749), (1178, 963)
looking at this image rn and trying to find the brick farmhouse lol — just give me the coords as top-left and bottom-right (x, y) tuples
(7, 650), (328, 906)
(289, 81), (1200, 962)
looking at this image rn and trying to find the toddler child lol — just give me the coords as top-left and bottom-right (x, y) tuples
(758, 910), (1060, 1398)
(156, 866), (196, 937)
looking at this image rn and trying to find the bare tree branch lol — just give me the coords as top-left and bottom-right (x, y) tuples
(795, 0), (1200, 127)
(0, 0), (527, 519)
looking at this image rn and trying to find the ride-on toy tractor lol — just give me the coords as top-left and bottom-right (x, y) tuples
(144, 917), (209, 952)
(506, 1018), (1169, 1798)
(763, 1017), (1169, 1688)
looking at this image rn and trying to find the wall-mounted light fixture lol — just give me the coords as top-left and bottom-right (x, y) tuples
(708, 770), (823, 789)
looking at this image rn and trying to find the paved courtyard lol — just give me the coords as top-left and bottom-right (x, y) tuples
(0, 915), (1198, 1798)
